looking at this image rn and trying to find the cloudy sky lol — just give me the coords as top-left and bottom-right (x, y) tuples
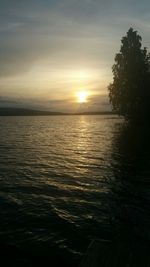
(0, 0), (150, 112)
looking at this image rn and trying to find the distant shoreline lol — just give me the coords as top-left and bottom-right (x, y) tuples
(0, 108), (117, 116)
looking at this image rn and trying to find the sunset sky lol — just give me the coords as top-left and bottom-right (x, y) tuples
(0, 0), (150, 112)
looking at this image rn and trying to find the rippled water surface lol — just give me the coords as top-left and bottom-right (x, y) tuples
(0, 115), (129, 264)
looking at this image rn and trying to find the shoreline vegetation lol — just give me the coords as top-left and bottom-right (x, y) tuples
(0, 107), (117, 116)
(108, 28), (150, 121)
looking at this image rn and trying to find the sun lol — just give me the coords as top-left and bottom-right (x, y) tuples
(77, 91), (88, 103)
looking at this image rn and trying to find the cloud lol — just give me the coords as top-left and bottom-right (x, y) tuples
(0, 0), (150, 111)
(0, 93), (110, 112)
(0, 0), (149, 78)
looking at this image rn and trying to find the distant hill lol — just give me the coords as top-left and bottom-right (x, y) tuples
(0, 108), (64, 116)
(73, 111), (117, 115)
(0, 107), (116, 116)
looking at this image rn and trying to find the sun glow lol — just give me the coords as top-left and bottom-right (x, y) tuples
(77, 91), (88, 103)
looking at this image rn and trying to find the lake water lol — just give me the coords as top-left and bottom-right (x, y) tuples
(0, 115), (150, 266)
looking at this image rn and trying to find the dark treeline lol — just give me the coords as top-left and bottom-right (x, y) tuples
(108, 28), (150, 121)
(0, 107), (116, 116)
(108, 29), (150, 237)
(106, 28), (150, 266)
(0, 108), (64, 116)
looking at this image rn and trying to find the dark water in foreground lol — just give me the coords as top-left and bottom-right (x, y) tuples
(0, 115), (150, 266)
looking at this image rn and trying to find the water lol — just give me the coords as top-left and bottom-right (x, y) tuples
(0, 115), (150, 266)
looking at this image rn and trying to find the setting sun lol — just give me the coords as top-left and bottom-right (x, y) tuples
(77, 91), (88, 103)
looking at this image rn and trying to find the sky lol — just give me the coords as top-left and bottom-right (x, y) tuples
(0, 0), (150, 112)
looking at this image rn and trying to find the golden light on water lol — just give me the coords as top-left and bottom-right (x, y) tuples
(77, 91), (88, 103)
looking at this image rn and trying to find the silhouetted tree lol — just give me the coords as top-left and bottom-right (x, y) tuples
(108, 28), (150, 119)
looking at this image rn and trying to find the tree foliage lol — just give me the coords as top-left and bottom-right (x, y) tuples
(108, 28), (150, 119)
